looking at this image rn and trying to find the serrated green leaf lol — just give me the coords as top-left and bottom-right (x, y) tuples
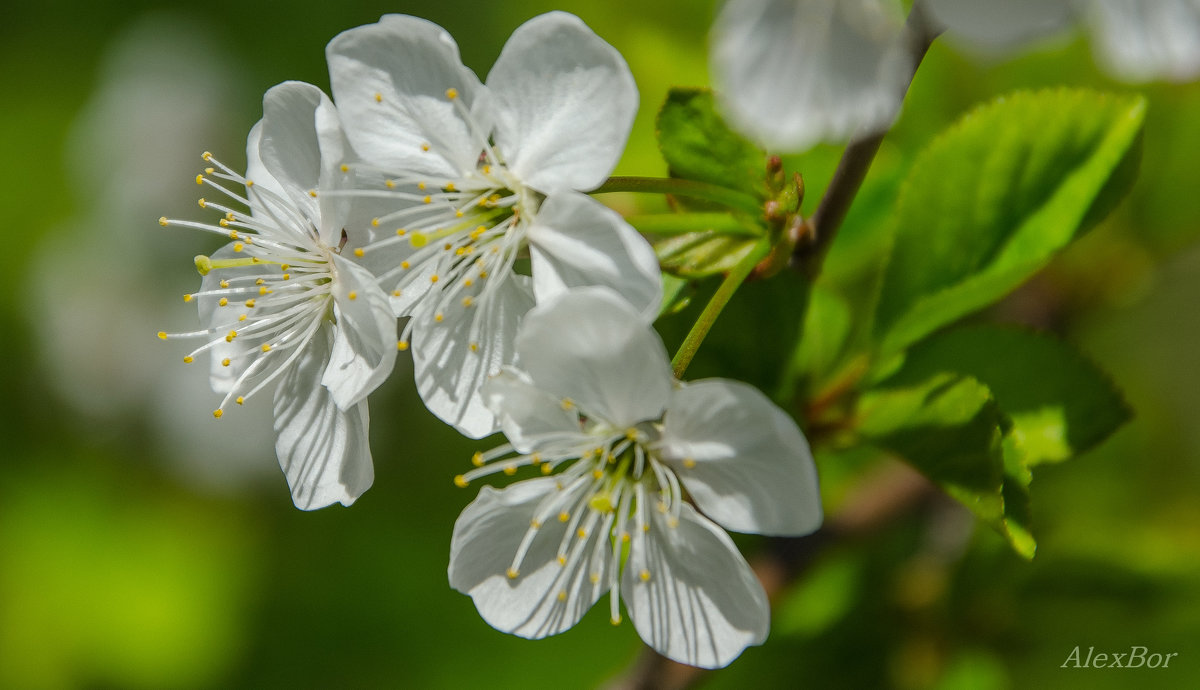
(656, 87), (767, 199)
(875, 89), (1146, 355)
(894, 325), (1132, 467)
(858, 373), (1035, 558)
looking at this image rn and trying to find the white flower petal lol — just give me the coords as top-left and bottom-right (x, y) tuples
(481, 369), (590, 454)
(924, 0), (1073, 52)
(449, 477), (609, 638)
(327, 14), (486, 179)
(243, 121), (289, 211)
(1086, 0), (1200, 82)
(624, 502), (769, 669)
(258, 81), (350, 244)
(487, 11), (638, 193)
(412, 275), (535, 438)
(515, 287), (672, 428)
(527, 192), (662, 322)
(273, 330), (374, 510)
(657, 379), (822, 536)
(711, 0), (911, 152)
(321, 253), (397, 410)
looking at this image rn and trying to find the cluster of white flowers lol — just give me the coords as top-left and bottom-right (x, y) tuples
(157, 11), (822, 669)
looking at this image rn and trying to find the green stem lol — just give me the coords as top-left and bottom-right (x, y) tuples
(624, 212), (760, 237)
(594, 176), (762, 216)
(671, 237), (773, 378)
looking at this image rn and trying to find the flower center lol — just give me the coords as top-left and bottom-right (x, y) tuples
(158, 152), (338, 417)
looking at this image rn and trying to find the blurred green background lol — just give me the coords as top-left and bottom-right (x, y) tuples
(2, 1), (1198, 688)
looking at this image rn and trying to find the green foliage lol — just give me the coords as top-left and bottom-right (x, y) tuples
(656, 231), (759, 278)
(874, 89), (1146, 355)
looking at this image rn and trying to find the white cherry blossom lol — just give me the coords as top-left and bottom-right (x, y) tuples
(326, 12), (661, 438)
(710, 0), (913, 152)
(158, 81), (395, 509)
(448, 289), (822, 669)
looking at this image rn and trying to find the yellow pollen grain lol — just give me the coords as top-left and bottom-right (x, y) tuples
(233, 243), (244, 253)
(455, 210), (464, 218)
(374, 92), (383, 103)
(683, 458), (697, 469)
(396, 228), (407, 236)
(479, 270), (489, 279)
(195, 174), (204, 185)
(418, 181), (427, 190)
(541, 463), (553, 475)
(385, 179), (395, 189)
(621, 533), (630, 543)
(471, 452), (484, 467)
(157, 331), (168, 340)
(238, 314), (247, 322)
(561, 398), (575, 410)
(392, 290), (402, 297)
(557, 591), (567, 603)
(282, 273), (291, 281)
(246, 180), (254, 187)
(639, 570), (651, 582)
(182, 356), (194, 364)
(236, 396), (245, 405)
(183, 294), (193, 302)
(503, 464), (517, 476)
(592, 469), (604, 480)
(255, 278), (264, 285)
(642, 523), (650, 532)
(505, 567), (519, 580)
(308, 189), (318, 198)
(221, 358), (231, 367)
(340, 164), (349, 173)
(202, 151), (212, 161)
(261, 344), (271, 353)
(590, 573), (600, 585)
(576, 528), (587, 539)
(482, 165), (491, 175)
(397, 340), (409, 351)
(218, 297), (228, 307)
(469, 342), (479, 353)
(421, 144), (430, 152)
(464, 279), (473, 287)
(557, 555), (567, 566)
(558, 511), (570, 523)
(455, 247), (466, 256)
(213, 409), (223, 419)
(422, 195), (432, 204)
(434, 312), (444, 322)
(280, 263), (289, 270)
(158, 216), (169, 226)
(354, 248), (365, 257)
(219, 219), (230, 228)
(259, 286), (268, 295)
(245, 299), (255, 308)
(226, 330), (237, 341)
(198, 198), (207, 208)
(400, 261), (411, 270)
(453, 474), (469, 488)
(348, 291), (358, 301)
(219, 279), (229, 288)
(371, 218), (380, 227)
(228, 230), (238, 240)
(462, 296), (474, 307)
(445, 182), (456, 192)
(531, 519), (542, 529)
(429, 274), (439, 284)
(445, 87), (458, 99)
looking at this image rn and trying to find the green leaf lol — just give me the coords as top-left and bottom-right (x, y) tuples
(875, 89), (1146, 355)
(657, 273), (693, 318)
(858, 373), (1035, 558)
(786, 285), (852, 393)
(894, 325), (1132, 467)
(655, 231), (758, 278)
(656, 87), (766, 199)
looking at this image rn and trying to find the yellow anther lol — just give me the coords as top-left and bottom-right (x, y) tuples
(280, 263), (289, 270)
(418, 181), (426, 190)
(471, 451), (484, 467)
(235, 396), (245, 405)
(639, 570), (651, 582)
(371, 218), (380, 227)
(482, 165), (491, 175)
(397, 340), (409, 351)
(213, 409), (223, 419)
(561, 398), (575, 410)
(479, 270), (489, 279)
(576, 528), (587, 539)
(610, 616), (622, 626)
(443, 242), (453, 251)
(226, 330), (237, 341)
(340, 164), (349, 173)
(218, 297), (228, 307)
(541, 463), (553, 475)
(348, 291), (358, 301)
(590, 573), (600, 585)
(505, 567), (519, 579)
(444, 182), (456, 192)
(233, 242), (244, 253)
(259, 286), (268, 295)
(238, 314), (247, 322)
(429, 274), (439, 283)
(592, 469), (604, 480)
(642, 523), (650, 532)
(434, 312), (444, 322)
(245, 299), (255, 308)
(621, 533), (630, 543)
(667, 518), (679, 529)
(308, 189), (318, 198)
(392, 290), (401, 297)
(202, 151), (212, 161)
(198, 198), (207, 208)
(557, 555), (567, 566)
(454, 474), (469, 488)
(282, 274), (291, 281)
(354, 248), (365, 257)
(455, 247), (466, 256)
(183, 294), (193, 302)
(205, 167), (214, 174)
(558, 511), (570, 523)
(422, 195), (432, 204)
(255, 278), (264, 285)
(228, 230), (238, 240)
(503, 464), (517, 476)
(219, 219), (230, 227)
(683, 458), (697, 469)
(158, 216), (169, 226)
(195, 174), (204, 185)
(469, 342), (479, 352)
(625, 428), (639, 441)
(261, 344), (271, 352)
(462, 296), (474, 307)
(445, 87), (459, 99)
(157, 331), (167, 340)
(557, 590), (567, 602)
(421, 143), (430, 152)
(396, 228), (407, 236)
(183, 356), (194, 364)
(531, 519), (542, 529)
(374, 92), (382, 103)
(246, 180), (254, 187)
(385, 179), (395, 189)
(455, 210), (464, 218)
(221, 358), (231, 367)
(464, 278), (473, 288)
